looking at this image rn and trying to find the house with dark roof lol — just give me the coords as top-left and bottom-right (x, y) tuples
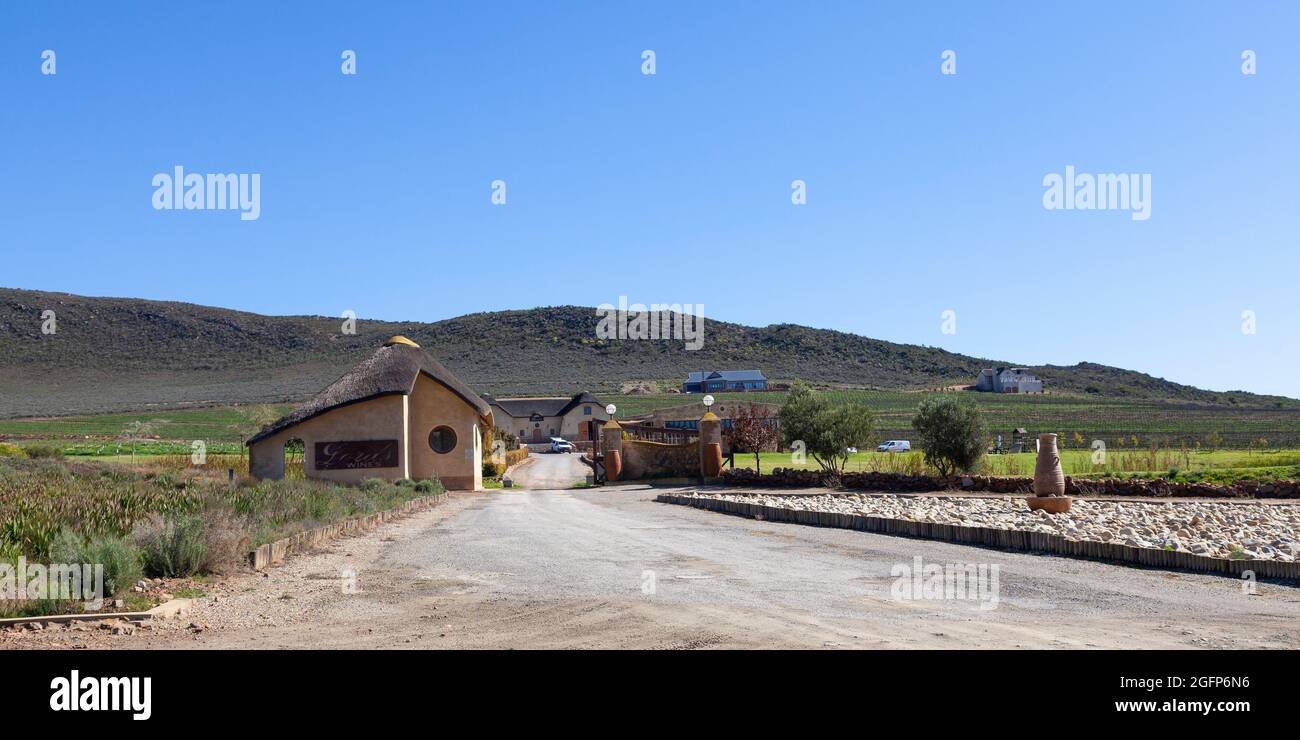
(247, 336), (493, 490)
(484, 391), (608, 443)
(974, 367), (1044, 394)
(682, 370), (767, 393)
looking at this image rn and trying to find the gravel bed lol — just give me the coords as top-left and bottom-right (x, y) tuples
(678, 492), (1300, 561)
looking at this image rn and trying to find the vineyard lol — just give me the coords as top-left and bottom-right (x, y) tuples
(605, 390), (1300, 449)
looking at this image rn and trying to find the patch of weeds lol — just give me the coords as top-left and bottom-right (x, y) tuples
(123, 594), (155, 612)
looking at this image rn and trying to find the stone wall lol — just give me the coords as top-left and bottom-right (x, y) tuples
(621, 439), (698, 479)
(719, 468), (1300, 499)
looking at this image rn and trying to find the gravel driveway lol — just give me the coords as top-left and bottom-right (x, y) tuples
(508, 452), (590, 489)
(18, 486), (1299, 650)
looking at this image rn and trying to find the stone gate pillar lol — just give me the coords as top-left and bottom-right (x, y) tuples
(698, 412), (722, 478)
(602, 420), (623, 480)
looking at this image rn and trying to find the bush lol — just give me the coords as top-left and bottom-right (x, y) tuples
(134, 514), (207, 578)
(779, 382), (875, 475)
(505, 448), (530, 467)
(414, 479), (440, 494)
(483, 460), (506, 477)
(911, 397), (986, 477)
(22, 444), (63, 459)
(0, 443), (24, 458)
(49, 530), (143, 597)
(197, 508), (249, 575)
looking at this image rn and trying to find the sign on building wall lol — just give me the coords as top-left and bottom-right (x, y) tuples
(315, 440), (399, 470)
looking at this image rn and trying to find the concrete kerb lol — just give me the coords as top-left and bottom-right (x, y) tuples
(501, 455), (536, 487)
(655, 493), (1300, 582)
(247, 492), (448, 571)
(0, 598), (194, 630)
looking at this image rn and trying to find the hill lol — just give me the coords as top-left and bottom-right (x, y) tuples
(1, 287), (1292, 418)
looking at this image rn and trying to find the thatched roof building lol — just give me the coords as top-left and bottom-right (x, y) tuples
(247, 337), (492, 490)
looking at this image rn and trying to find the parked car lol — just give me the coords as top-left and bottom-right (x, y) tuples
(549, 437), (575, 453)
(877, 440), (911, 453)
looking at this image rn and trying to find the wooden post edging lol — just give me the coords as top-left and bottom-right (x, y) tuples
(654, 494), (1300, 582)
(248, 492), (448, 571)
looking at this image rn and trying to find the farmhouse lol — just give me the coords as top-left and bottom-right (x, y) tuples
(484, 391), (608, 443)
(682, 370), (768, 393)
(247, 336), (492, 490)
(974, 367), (1044, 394)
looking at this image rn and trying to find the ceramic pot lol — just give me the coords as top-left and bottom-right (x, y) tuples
(606, 449), (622, 481)
(1033, 433), (1066, 496)
(702, 442), (723, 477)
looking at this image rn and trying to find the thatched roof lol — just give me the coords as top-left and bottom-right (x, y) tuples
(247, 341), (491, 445)
(487, 391), (603, 420)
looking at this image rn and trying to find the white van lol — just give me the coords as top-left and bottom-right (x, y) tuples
(877, 440), (911, 453)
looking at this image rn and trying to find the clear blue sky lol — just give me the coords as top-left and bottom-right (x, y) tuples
(3, 2), (1298, 397)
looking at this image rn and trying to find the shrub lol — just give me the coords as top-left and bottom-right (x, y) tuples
(0, 443), (23, 458)
(49, 530), (143, 597)
(414, 479), (440, 494)
(22, 444), (63, 459)
(779, 382), (875, 475)
(911, 397), (986, 477)
(483, 460), (506, 477)
(197, 508), (249, 575)
(135, 514), (207, 578)
(505, 448), (530, 467)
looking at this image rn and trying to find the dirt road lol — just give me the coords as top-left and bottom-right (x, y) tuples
(508, 452), (590, 490)
(21, 487), (1300, 650)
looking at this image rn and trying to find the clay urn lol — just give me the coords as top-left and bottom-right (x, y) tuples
(702, 442), (723, 478)
(1028, 433), (1071, 513)
(606, 449), (622, 482)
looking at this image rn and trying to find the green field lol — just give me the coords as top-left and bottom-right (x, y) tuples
(1, 389), (1298, 464)
(0, 405), (293, 446)
(606, 390), (1300, 449)
(727, 447), (1300, 484)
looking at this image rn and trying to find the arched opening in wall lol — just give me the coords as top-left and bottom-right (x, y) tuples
(285, 438), (306, 479)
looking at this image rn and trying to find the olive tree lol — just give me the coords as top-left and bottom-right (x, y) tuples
(779, 382), (875, 476)
(911, 397), (986, 477)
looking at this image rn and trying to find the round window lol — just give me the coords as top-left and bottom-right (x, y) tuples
(428, 426), (457, 454)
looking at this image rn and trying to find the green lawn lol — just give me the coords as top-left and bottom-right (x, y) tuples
(727, 447), (1300, 483)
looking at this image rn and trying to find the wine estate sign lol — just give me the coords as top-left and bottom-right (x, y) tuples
(315, 440), (399, 470)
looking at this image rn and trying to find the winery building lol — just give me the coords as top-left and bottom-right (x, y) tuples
(483, 391), (608, 443)
(247, 336), (493, 490)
